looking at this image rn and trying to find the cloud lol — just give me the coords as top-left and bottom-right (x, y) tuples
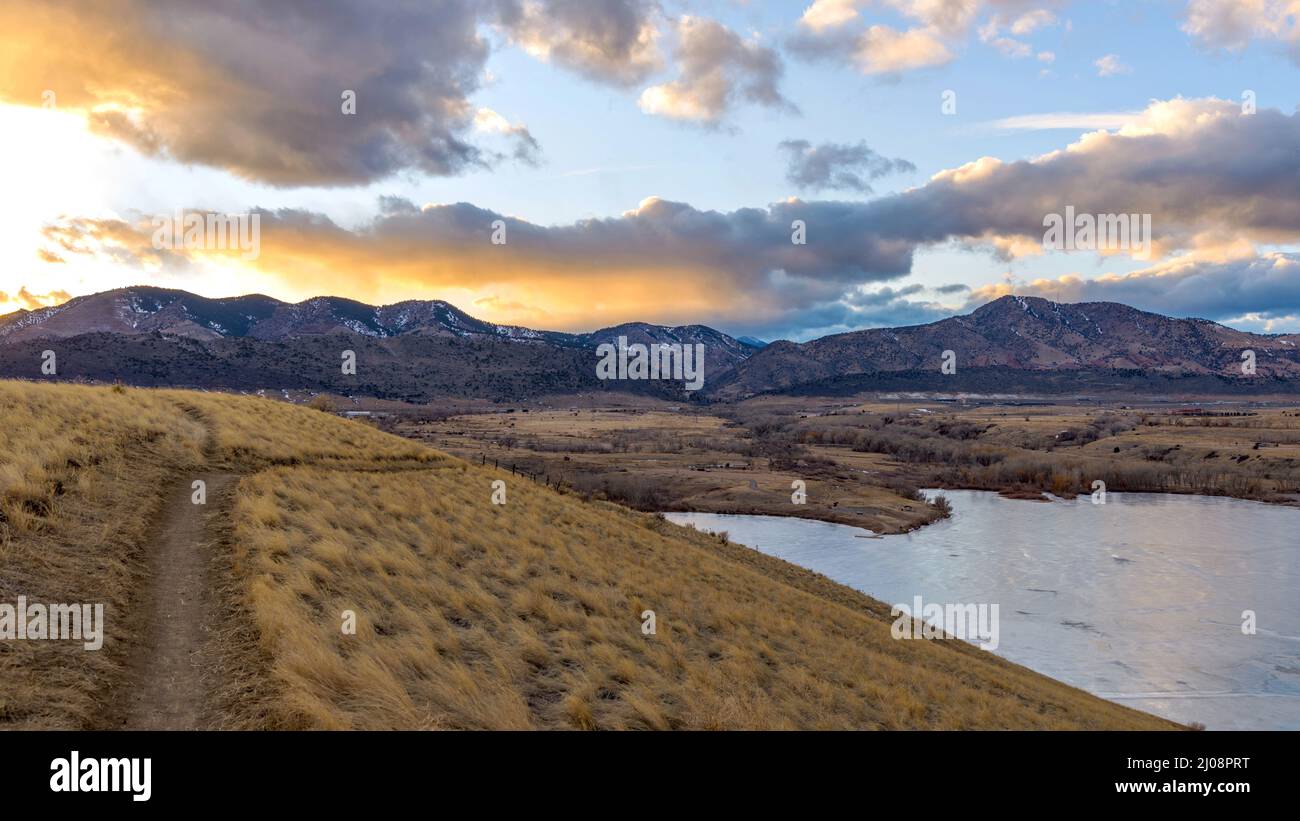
(890, 0), (985, 37)
(638, 16), (795, 125)
(762, 285), (955, 340)
(986, 36), (1033, 58)
(873, 96), (1300, 263)
(0, 0), (503, 186)
(798, 0), (863, 31)
(977, 7), (1059, 59)
(492, 0), (664, 86)
(982, 111), (1141, 130)
(856, 24), (956, 73)
(473, 107), (542, 165)
(717, 280), (958, 340)
(39, 196), (917, 333)
(1094, 53), (1131, 76)
(940, 99), (1300, 257)
(966, 251), (1300, 330)
(7, 0), (818, 177)
(495, 3), (795, 127)
(779, 139), (915, 193)
(787, 21), (955, 75)
(0, 286), (73, 312)
(1010, 9), (1057, 34)
(934, 282), (972, 294)
(39, 98), (1300, 337)
(747, 99), (1300, 271)
(788, 1), (1061, 74)
(1182, 0), (1300, 62)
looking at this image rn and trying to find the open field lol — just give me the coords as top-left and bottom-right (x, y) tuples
(393, 395), (1300, 540)
(0, 380), (1177, 730)
(781, 398), (1300, 504)
(396, 407), (949, 535)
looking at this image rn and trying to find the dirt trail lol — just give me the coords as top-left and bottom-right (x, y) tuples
(117, 472), (238, 729)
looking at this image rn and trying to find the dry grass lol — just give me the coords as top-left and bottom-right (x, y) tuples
(2, 381), (1179, 730)
(401, 409), (943, 533)
(792, 403), (1300, 503)
(0, 382), (435, 728)
(0, 382), (206, 727)
(159, 390), (439, 469)
(219, 464), (1175, 730)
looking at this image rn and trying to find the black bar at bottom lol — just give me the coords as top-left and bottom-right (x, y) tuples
(0, 730), (1284, 809)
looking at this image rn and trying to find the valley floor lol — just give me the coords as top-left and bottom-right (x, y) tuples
(392, 394), (1300, 536)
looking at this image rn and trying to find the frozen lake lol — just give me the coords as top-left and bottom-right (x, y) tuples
(666, 490), (1300, 730)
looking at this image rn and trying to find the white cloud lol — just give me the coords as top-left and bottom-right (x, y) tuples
(791, 2), (1063, 74)
(638, 16), (794, 124)
(989, 36), (1033, 57)
(1011, 9), (1057, 35)
(472, 108), (541, 164)
(1094, 53), (1131, 76)
(1182, 0), (1300, 58)
(798, 0), (861, 31)
(856, 24), (955, 73)
(983, 110), (1141, 130)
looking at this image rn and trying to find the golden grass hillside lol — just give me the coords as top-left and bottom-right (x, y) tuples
(157, 390), (442, 468)
(216, 462), (1176, 729)
(0, 380), (1179, 730)
(0, 383), (207, 727)
(0, 381), (437, 728)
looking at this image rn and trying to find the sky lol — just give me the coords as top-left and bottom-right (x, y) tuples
(1, 0), (1299, 342)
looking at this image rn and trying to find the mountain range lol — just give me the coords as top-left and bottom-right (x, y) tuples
(2, 286), (1298, 401)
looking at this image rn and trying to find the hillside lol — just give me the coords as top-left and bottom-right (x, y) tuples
(0, 287), (758, 401)
(0, 287), (567, 345)
(0, 331), (611, 403)
(5, 289), (1299, 401)
(0, 380), (1178, 729)
(712, 295), (1300, 397)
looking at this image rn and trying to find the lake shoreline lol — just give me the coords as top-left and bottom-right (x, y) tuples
(666, 491), (1300, 730)
(658, 479), (1300, 538)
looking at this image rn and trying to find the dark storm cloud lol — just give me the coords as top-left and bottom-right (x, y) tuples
(0, 0), (513, 186)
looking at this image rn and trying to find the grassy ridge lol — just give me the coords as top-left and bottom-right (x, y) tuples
(0, 383), (206, 726)
(0, 381), (1179, 730)
(0, 383), (435, 728)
